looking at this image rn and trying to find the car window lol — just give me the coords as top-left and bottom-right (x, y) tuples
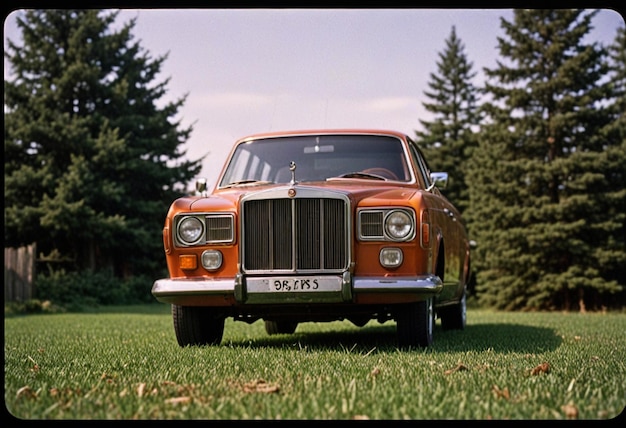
(219, 135), (412, 186)
(407, 139), (432, 189)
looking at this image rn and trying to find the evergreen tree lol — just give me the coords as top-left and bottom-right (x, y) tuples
(467, 9), (625, 311)
(4, 10), (202, 278)
(606, 26), (626, 142)
(599, 25), (626, 307)
(415, 26), (480, 215)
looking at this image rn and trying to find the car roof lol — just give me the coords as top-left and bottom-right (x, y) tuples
(236, 129), (409, 143)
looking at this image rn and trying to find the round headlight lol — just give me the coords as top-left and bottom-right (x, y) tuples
(385, 210), (414, 240)
(178, 216), (204, 244)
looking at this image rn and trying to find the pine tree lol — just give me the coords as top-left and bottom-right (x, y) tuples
(4, 10), (202, 278)
(467, 9), (625, 311)
(598, 25), (626, 307)
(415, 26), (480, 215)
(606, 26), (626, 143)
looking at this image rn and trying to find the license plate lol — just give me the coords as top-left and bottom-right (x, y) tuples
(246, 276), (342, 293)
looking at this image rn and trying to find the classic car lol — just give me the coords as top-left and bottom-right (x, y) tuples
(152, 129), (472, 348)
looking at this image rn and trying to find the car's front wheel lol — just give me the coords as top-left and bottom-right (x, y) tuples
(172, 305), (225, 347)
(439, 288), (467, 331)
(264, 320), (298, 335)
(396, 297), (434, 348)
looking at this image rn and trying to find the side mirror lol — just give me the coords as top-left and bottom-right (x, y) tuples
(195, 178), (208, 196)
(429, 172), (448, 189)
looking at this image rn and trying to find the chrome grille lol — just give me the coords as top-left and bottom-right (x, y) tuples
(242, 197), (348, 272)
(206, 215), (234, 243)
(359, 210), (384, 238)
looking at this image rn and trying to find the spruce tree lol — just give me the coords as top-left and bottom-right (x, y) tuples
(4, 10), (202, 278)
(415, 26), (479, 215)
(598, 25), (626, 307)
(467, 9), (624, 311)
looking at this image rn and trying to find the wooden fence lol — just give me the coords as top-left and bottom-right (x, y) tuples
(4, 244), (36, 302)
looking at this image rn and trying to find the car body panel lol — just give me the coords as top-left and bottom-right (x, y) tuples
(153, 129), (471, 347)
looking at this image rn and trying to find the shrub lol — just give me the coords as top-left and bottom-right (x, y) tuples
(4, 299), (64, 316)
(33, 269), (156, 309)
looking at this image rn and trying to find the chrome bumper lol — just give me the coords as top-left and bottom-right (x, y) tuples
(151, 273), (443, 305)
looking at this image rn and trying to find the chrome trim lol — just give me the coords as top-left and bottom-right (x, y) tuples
(239, 185), (350, 205)
(205, 214), (235, 243)
(151, 273), (442, 304)
(195, 178), (208, 196)
(239, 186), (352, 274)
(352, 275), (443, 293)
(173, 212), (235, 247)
(357, 207), (416, 242)
(430, 172), (448, 189)
(176, 216), (204, 246)
(358, 209), (385, 239)
(152, 277), (235, 297)
(289, 161), (297, 185)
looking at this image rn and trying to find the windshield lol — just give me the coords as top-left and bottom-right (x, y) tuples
(218, 134), (412, 187)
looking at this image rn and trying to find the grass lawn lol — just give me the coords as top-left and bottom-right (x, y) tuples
(4, 304), (626, 420)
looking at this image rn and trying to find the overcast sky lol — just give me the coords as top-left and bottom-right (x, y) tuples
(4, 9), (625, 188)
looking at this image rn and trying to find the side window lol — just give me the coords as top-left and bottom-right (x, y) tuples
(408, 140), (432, 189)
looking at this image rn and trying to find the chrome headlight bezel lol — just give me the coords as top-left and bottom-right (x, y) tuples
(385, 209), (414, 241)
(174, 213), (235, 247)
(177, 216), (205, 245)
(358, 208), (416, 242)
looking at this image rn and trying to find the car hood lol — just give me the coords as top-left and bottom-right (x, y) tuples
(180, 181), (419, 212)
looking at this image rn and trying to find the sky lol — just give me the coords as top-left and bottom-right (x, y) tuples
(4, 8), (625, 189)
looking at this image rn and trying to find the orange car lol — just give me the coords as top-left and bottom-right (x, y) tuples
(152, 129), (472, 348)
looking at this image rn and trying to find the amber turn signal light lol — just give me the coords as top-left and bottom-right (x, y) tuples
(179, 254), (198, 270)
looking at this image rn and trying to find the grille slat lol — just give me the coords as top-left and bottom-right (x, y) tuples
(297, 199), (320, 269)
(243, 198), (347, 272)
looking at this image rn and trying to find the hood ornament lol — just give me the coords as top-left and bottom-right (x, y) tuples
(289, 161), (297, 185)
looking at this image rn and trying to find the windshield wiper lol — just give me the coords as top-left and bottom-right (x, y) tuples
(329, 172), (387, 181)
(223, 180), (272, 188)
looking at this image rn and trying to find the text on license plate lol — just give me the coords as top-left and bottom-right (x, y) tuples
(246, 277), (342, 293)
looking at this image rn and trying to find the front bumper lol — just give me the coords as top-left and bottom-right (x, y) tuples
(151, 272), (443, 306)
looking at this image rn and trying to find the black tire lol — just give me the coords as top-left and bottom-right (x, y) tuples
(440, 289), (467, 331)
(172, 305), (225, 347)
(396, 297), (434, 348)
(264, 320), (298, 335)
